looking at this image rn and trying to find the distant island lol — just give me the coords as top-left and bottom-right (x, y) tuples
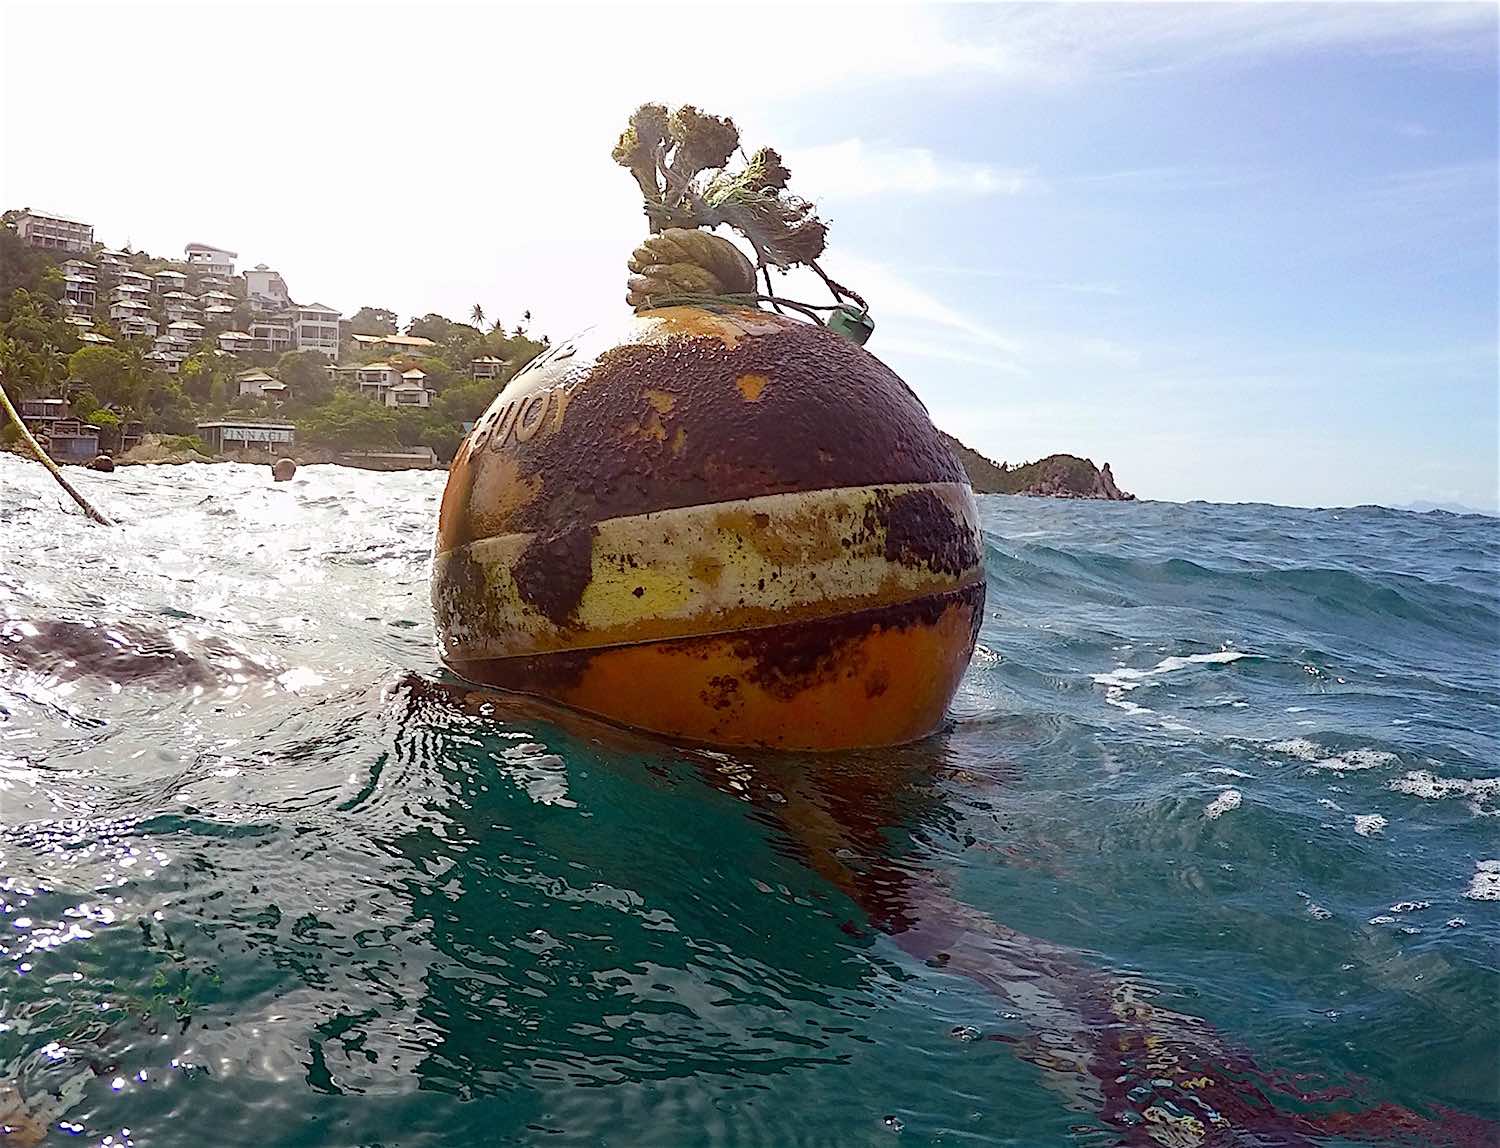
(942, 433), (1134, 500)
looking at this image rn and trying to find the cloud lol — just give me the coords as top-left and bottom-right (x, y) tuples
(789, 139), (1038, 200)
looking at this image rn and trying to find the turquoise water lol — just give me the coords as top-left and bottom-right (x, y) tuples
(1, 455), (1496, 1146)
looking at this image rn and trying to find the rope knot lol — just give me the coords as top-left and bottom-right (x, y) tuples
(625, 229), (756, 311)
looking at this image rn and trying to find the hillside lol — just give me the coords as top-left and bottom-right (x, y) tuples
(941, 433), (1134, 501)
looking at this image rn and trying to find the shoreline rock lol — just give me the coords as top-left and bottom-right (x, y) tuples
(941, 433), (1135, 501)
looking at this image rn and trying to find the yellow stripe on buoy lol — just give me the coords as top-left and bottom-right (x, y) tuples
(433, 482), (981, 662)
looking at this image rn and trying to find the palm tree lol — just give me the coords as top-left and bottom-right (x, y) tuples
(39, 342), (66, 394)
(490, 317), (505, 333)
(470, 303), (485, 329)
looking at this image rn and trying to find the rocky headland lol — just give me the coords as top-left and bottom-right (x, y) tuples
(943, 433), (1134, 501)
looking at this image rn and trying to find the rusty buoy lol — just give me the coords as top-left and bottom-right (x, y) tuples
(431, 306), (984, 750)
(272, 457), (297, 482)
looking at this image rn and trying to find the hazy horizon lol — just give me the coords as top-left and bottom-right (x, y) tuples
(3, 2), (1496, 511)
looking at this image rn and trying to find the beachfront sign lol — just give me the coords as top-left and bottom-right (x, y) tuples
(222, 425), (294, 444)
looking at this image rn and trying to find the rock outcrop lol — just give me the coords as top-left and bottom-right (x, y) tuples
(116, 434), (214, 465)
(941, 433), (1134, 501)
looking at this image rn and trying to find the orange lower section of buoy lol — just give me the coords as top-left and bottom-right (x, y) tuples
(446, 582), (983, 750)
(432, 306), (985, 749)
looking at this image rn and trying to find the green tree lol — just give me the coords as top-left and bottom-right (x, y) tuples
(89, 407), (122, 452)
(179, 353), (228, 404)
(37, 267), (65, 302)
(434, 380), (503, 425)
(395, 408), (464, 463)
(70, 390), (101, 420)
(143, 377), (198, 435)
(276, 350), (333, 405)
(34, 341), (68, 395)
(405, 313), (457, 343)
(348, 306), (398, 336)
(0, 231), (48, 312)
(297, 391), (398, 450)
(412, 355), (455, 391)
(68, 345), (144, 411)
(421, 422), (462, 463)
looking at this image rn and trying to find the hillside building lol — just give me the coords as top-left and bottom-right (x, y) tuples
(14, 209), (93, 252)
(184, 242), (237, 277)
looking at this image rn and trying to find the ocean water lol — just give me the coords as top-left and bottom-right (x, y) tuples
(0, 454), (1496, 1147)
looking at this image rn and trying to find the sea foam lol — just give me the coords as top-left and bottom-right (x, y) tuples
(1462, 861), (1500, 902)
(1268, 739), (1397, 772)
(1092, 650), (1255, 692)
(1205, 788), (1242, 819)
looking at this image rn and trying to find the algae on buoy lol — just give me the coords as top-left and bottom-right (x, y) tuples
(431, 104), (984, 749)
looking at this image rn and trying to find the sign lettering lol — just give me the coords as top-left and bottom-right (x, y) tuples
(477, 380), (583, 454)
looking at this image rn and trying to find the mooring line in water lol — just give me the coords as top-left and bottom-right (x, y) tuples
(0, 377), (112, 526)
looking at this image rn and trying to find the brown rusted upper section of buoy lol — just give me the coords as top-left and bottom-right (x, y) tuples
(437, 307), (966, 554)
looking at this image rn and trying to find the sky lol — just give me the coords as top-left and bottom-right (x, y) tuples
(2, 1), (1496, 510)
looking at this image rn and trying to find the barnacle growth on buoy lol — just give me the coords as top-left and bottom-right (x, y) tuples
(431, 104), (984, 749)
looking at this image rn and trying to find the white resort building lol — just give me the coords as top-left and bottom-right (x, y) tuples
(386, 370), (433, 408)
(109, 298), (150, 322)
(351, 362), (401, 401)
(184, 242), (237, 277)
(293, 302), (342, 359)
(235, 370), (286, 399)
(376, 333), (438, 355)
(119, 315), (159, 339)
(247, 316), (294, 354)
(167, 319), (206, 343)
(244, 264), (290, 310)
(14, 209), (94, 252)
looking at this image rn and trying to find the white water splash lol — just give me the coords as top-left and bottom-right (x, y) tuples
(1462, 861), (1500, 902)
(1268, 739), (1397, 772)
(1205, 788), (1242, 819)
(1353, 814), (1387, 837)
(1269, 737), (1322, 761)
(1389, 771), (1500, 816)
(1093, 650), (1254, 725)
(1093, 650), (1255, 692)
